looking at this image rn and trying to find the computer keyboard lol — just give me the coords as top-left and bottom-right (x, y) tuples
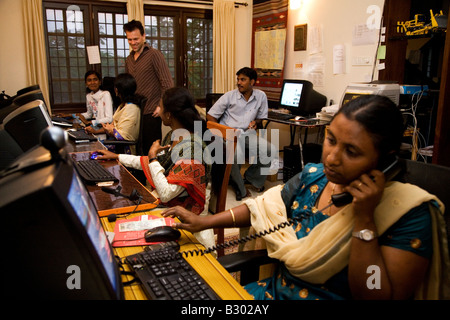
(267, 110), (294, 120)
(126, 241), (220, 300)
(73, 159), (119, 184)
(67, 129), (97, 142)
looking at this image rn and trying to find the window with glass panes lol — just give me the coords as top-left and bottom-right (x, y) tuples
(144, 15), (176, 84)
(43, 1), (211, 111)
(43, 1), (127, 111)
(186, 17), (213, 99)
(97, 12), (129, 77)
(45, 6), (89, 105)
(144, 7), (212, 101)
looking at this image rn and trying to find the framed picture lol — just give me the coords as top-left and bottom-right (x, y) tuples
(294, 24), (307, 51)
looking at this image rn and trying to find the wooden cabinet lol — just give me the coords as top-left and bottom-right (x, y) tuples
(380, 0), (450, 166)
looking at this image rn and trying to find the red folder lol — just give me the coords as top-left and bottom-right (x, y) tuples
(112, 214), (175, 247)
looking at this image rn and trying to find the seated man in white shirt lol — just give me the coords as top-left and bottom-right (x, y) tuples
(207, 67), (277, 200)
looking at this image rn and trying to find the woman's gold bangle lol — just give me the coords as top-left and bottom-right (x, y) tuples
(229, 208), (236, 227)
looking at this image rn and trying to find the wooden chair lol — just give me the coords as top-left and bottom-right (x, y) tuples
(206, 121), (237, 257)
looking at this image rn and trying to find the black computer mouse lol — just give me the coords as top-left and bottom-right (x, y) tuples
(144, 226), (181, 243)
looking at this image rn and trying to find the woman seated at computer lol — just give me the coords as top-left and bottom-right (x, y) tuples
(161, 95), (449, 300)
(95, 87), (214, 249)
(57, 70), (113, 128)
(86, 73), (141, 154)
(79, 70), (113, 127)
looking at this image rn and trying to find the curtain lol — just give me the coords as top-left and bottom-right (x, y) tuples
(22, 0), (51, 113)
(213, 0), (236, 93)
(127, 0), (144, 24)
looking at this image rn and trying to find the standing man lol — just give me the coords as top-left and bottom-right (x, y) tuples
(124, 20), (174, 155)
(207, 67), (276, 200)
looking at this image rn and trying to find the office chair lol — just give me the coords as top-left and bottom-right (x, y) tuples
(218, 159), (450, 285)
(206, 121), (237, 257)
(102, 95), (147, 156)
(205, 93), (223, 113)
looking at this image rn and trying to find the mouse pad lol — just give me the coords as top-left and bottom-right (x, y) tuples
(112, 213), (175, 247)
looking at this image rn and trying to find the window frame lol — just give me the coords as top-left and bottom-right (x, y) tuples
(42, 1), (212, 112)
(144, 5), (212, 103)
(43, 0), (127, 113)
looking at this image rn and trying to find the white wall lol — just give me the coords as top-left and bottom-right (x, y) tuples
(284, 0), (385, 104)
(0, 0), (28, 96)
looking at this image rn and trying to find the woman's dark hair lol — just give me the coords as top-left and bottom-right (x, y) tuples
(162, 87), (205, 133)
(114, 73), (138, 104)
(334, 94), (405, 159)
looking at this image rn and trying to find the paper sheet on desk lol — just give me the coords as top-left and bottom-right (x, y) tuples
(112, 214), (175, 247)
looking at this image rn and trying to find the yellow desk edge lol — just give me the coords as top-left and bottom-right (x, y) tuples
(101, 209), (253, 300)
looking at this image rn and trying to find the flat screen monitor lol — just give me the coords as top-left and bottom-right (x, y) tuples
(0, 146), (123, 299)
(279, 79), (327, 116)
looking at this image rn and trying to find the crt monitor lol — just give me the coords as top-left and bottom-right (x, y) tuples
(340, 82), (400, 107)
(1, 99), (53, 152)
(279, 79), (327, 116)
(0, 146), (123, 299)
(13, 88), (46, 107)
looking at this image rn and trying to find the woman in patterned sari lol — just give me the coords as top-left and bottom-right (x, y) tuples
(96, 87), (213, 248)
(162, 95), (449, 300)
(87, 73), (141, 154)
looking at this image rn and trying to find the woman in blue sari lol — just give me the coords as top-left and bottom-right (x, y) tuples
(163, 95), (449, 300)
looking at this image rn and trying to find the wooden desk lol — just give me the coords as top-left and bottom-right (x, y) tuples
(101, 209), (253, 300)
(66, 138), (159, 217)
(66, 138), (252, 300)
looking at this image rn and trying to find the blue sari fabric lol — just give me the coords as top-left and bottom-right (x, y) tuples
(245, 163), (434, 300)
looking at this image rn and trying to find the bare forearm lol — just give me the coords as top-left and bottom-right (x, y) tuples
(206, 114), (218, 123)
(207, 204), (252, 229)
(163, 204), (251, 233)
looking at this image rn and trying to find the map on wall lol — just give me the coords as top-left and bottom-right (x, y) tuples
(251, 0), (288, 101)
(254, 28), (286, 70)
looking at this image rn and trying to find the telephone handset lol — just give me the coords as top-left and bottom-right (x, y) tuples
(330, 155), (402, 207)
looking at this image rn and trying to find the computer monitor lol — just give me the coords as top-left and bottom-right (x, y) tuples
(0, 145), (123, 299)
(340, 82), (400, 107)
(1, 99), (53, 152)
(16, 84), (41, 97)
(279, 79), (327, 116)
(0, 129), (23, 171)
(13, 88), (46, 107)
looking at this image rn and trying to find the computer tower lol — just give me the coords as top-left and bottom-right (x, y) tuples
(283, 145), (302, 182)
(282, 143), (323, 182)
